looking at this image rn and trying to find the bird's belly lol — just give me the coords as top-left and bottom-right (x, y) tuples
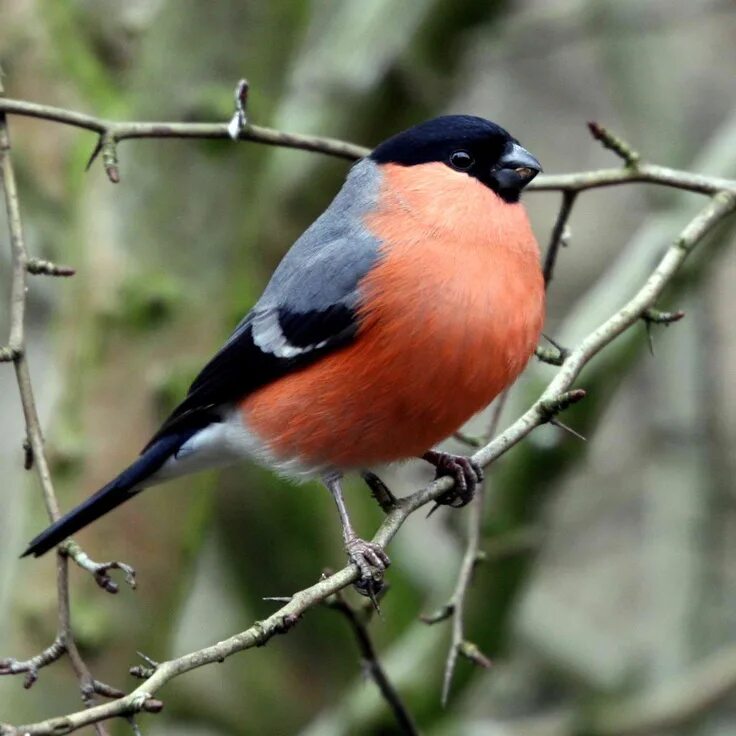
(240, 273), (543, 473)
(241, 165), (544, 476)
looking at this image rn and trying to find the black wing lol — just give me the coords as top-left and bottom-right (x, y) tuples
(143, 302), (358, 450)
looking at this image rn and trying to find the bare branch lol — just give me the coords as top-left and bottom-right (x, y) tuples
(535, 344), (567, 366)
(0, 86), (735, 734)
(642, 307), (686, 324)
(3, 183), (733, 736)
(588, 121), (641, 167)
(0, 76), (125, 732)
(227, 78), (250, 141)
(543, 190), (577, 284)
(527, 162), (736, 195)
(439, 392), (509, 706)
(0, 346), (21, 362)
(26, 257), (76, 277)
(1, 98), (736, 197)
(328, 593), (420, 736)
(63, 540), (137, 594)
(0, 97), (370, 164)
(0, 637), (65, 689)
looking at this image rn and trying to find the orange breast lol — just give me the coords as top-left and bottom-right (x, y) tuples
(241, 162), (544, 471)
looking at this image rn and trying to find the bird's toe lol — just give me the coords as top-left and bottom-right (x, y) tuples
(345, 537), (390, 597)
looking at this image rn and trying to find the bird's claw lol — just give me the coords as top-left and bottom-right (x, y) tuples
(423, 451), (484, 509)
(345, 536), (390, 598)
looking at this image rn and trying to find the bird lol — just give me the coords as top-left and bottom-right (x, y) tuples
(23, 115), (545, 593)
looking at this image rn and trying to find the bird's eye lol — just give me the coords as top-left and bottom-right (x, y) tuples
(449, 150), (474, 171)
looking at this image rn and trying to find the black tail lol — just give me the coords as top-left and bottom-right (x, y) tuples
(22, 430), (194, 558)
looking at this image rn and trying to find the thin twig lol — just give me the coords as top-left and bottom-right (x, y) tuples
(543, 190), (577, 284)
(2, 98), (736, 196)
(440, 163), (592, 702)
(0, 96), (369, 175)
(26, 257), (76, 277)
(588, 121), (641, 167)
(0, 637), (65, 689)
(328, 593), (419, 736)
(535, 344), (568, 366)
(0, 75), (121, 732)
(440, 391), (509, 706)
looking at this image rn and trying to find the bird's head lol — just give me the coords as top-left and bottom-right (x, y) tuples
(370, 115), (541, 204)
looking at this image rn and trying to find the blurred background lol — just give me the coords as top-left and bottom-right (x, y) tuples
(1, 0), (736, 733)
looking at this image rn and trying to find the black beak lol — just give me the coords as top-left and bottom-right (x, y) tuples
(492, 142), (542, 194)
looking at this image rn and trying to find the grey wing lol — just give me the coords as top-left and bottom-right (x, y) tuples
(144, 158), (383, 448)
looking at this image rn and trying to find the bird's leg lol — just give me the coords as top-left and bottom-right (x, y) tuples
(421, 450), (484, 509)
(323, 473), (390, 596)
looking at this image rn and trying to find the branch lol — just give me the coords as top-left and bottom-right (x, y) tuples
(1, 86), (735, 733)
(437, 160), (589, 700)
(0, 95), (369, 181)
(0, 74), (131, 731)
(543, 190), (577, 284)
(327, 592), (420, 736)
(1, 97), (736, 195)
(587, 121), (640, 167)
(26, 257), (76, 277)
(0, 638), (65, 689)
(438, 393), (510, 707)
(5, 177), (732, 736)
(63, 540), (137, 594)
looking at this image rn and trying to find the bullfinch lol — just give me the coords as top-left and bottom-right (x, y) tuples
(23, 115), (544, 591)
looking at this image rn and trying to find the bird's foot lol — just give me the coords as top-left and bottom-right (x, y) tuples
(422, 450), (484, 509)
(345, 536), (390, 598)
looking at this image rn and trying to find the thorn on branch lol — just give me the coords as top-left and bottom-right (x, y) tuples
(549, 418), (587, 442)
(129, 651), (159, 680)
(588, 121), (640, 168)
(419, 603), (455, 625)
(542, 332), (569, 354)
(129, 665), (155, 680)
(539, 388), (587, 420)
(274, 612), (302, 635)
(642, 308), (685, 356)
(642, 307), (686, 325)
(361, 470), (399, 513)
(453, 430), (483, 448)
(227, 78), (250, 141)
(26, 257), (76, 277)
(129, 691), (164, 714)
(23, 438), (33, 470)
(91, 680), (126, 699)
(458, 640), (492, 669)
(63, 540), (137, 594)
(535, 344), (568, 366)
(0, 636), (66, 688)
(86, 132), (120, 183)
(0, 345), (21, 362)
